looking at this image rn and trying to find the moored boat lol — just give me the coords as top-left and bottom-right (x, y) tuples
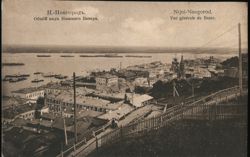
(9, 77), (27, 83)
(34, 72), (43, 75)
(37, 55), (51, 57)
(60, 55), (74, 57)
(2, 63), (25, 66)
(31, 79), (44, 83)
(42, 73), (55, 77)
(5, 74), (30, 78)
(2, 77), (11, 81)
(54, 74), (68, 79)
(125, 55), (152, 58)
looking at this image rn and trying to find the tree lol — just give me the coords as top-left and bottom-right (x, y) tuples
(35, 97), (45, 119)
(36, 97), (45, 110)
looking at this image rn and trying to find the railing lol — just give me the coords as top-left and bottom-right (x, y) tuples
(58, 86), (246, 157)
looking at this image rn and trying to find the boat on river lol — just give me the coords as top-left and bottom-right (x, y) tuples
(42, 73), (55, 77)
(54, 74), (68, 79)
(37, 55), (51, 57)
(34, 72), (43, 75)
(125, 55), (152, 58)
(2, 63), (25, 66)
(9, 77), (27, 83)
(31, 79), (44, 83)
(5, 74), (30, 78)
(60, 55), (74, 57)
(2, 77), (11, 81)
(79, 54), (123, 58)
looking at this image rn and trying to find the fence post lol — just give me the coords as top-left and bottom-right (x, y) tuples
(61, 142), (64, 157)
(95, 137), (99, 152)
(152, 115), (155, 129)
(84, 137), (87, 144)
(181, 103), (184, 120)
(73, 144), (76, 156)
(120, 125), (123, 140)
(214, 101), (217, 120)
(160, 115), (163, 127)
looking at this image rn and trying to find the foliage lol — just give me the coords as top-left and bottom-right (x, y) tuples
(221, 53), (248, 70)
(36, 97), (45, 110)
(150, 79), (192, 99)
(35, 97), (45, 118)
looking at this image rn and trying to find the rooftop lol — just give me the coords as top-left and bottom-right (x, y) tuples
(3, 103), (36, 119)
(98, 103), (134, 120)
(127, 93), (153, 107)
(45, 83), (94, 95)
(52, 116), (108, 134)
(12, 86), (45, 94)
(96, 73), (118, 79)
(44, 82), (72, 90)
(47, 91), (122, 110)
(62, 107), (103, 117)
(2, 96), (31, 109)
(40, 112), (59, 120)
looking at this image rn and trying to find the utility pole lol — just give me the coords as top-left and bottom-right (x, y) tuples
(173, 81), (179, 97)
(60, 103), (68, 145)
(73, 72), (77, 144)
(238, 23), (243, 95)
(192, 82), (194, 97)
(173, 81), (176, 97)
(132, 91), (134, 106)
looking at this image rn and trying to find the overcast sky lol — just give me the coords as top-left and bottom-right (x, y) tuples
(2, 1), (248, 48)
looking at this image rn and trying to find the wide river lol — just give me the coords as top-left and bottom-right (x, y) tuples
(2, 52), (236, 96)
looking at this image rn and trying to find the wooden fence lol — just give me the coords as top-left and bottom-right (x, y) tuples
(58, 86), (247, 157)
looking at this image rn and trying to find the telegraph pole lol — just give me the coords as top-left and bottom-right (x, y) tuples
(192, 82), (194, 97)
(238, 23), (242, 95)
(60, 103), (68, 145)
(173, 81), (176, 97)
(73, 72), (77, 144)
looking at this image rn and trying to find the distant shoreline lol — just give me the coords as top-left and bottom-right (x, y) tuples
(2, 63), (25, 66)
(2, 46), (246, 55)
(2, 51), (244, 55)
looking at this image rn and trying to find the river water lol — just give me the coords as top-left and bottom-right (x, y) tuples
(2, 52), (236, 96)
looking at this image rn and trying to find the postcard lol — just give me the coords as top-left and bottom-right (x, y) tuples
(2, 1), (248, 157)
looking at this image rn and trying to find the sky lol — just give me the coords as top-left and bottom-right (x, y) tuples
(2, 1), (248, 48)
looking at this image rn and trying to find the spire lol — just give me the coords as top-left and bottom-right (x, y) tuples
(179, 55), (185, 78)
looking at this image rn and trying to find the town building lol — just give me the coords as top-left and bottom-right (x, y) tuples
(126, 93), (153, 108)
(2, 96), (33, 110)
(44, 83), (72, 95)
(134, 77), (149, 87)
(12, 87), (45, 102)
(46, 91), (124, 115)
(193, 67), (211, 79)
(95, 73), (119, 93)
(2, 103), (36, 121)
(98, 103), (134, 120)
(224, 67), (238, 78)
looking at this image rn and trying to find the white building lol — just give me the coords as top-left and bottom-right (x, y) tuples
(134, 77), (149, 87)
(127, 93), (153, 108)
(19, 110), (35, 120)
(96, 73), (119, 92)
(12, 87), (45, 102)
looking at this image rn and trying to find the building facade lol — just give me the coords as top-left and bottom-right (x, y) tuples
(96, 74), (119, 92)
(12, 87), (45, 102)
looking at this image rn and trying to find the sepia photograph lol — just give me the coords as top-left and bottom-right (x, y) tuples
(1, 1), (248, 157)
